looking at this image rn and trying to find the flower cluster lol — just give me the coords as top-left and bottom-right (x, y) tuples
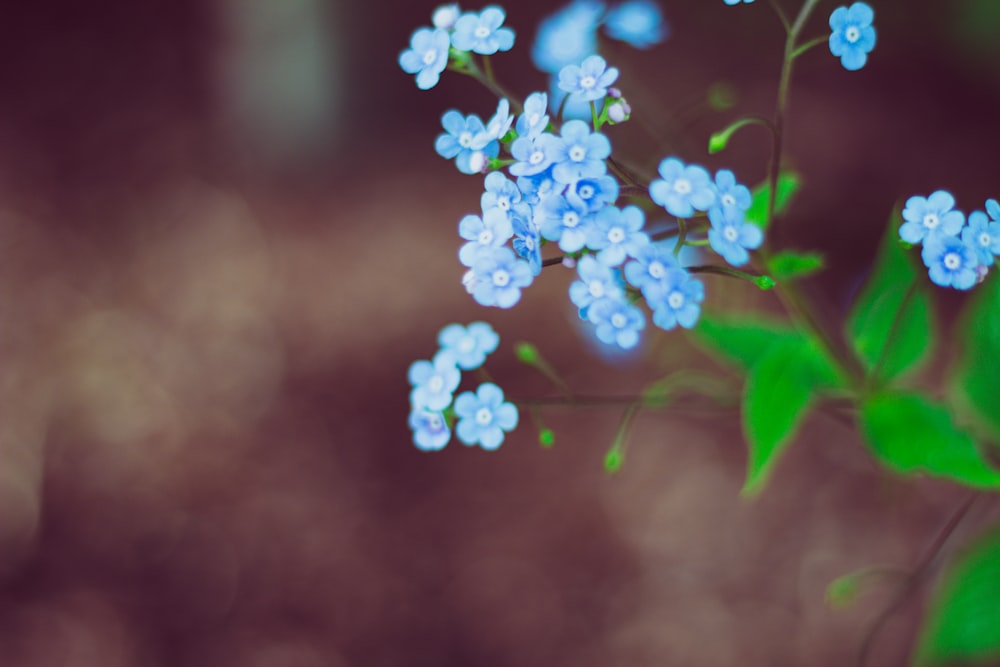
(408, 322), (519, 451)
(899, 192), (1000, 290)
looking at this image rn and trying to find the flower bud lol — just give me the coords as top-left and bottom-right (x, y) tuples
(433, 4), (461, 30)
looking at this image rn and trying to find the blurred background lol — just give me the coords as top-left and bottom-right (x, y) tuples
(0, 0), (999, 664)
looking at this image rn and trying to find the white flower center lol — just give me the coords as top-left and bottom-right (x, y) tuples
(422, 49), (438, 66)
(478, 229), (494, 245)
(943, 252), (961, 270)
(497, 196), (510, 211)
(427, 413), (443, 429)
(979, 232), (992, 247)
(588, 280), (605, 298)
(667, 291), (685, 309)
(569, 146), (586, 162)
(563, 212), (580, 228)
(608, 227), (625, 244)
(458, 336), (475, 353)
(923, 213), (940, 229)
(492, 269), (510, 287)
(528, 112), (541, 126)
(428, 376), (444, 393)
(723, 226), (739, 242)
(721, 194), (736, 207)
(529, 150), (545, 165)
(475, 407), (493, 425)
(524, 236), (535, 250)
(579, 185), (595, 199)
(845, 26), (860, 43)
(673, 179), (692, 195)
(611, 313), (627, 328)
(580, 75), (596, 90)
(474, 26), (490, 39)
(459, 131), (474, 148)
(649, 261), (665, 279)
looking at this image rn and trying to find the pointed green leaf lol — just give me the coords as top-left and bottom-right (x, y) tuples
(745, 172), (801, 229)
(847, 216), (933, 385)
(741, 337), (843, 495)
(859, 392), (1000, 488)
(767, 250), (825, 282)
(952, 274), (1000, 441)
(915, 526), (1000, 666)
(692, 315), (796, 373)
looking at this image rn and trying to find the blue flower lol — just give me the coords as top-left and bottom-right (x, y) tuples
(451, 6), (516, 55)
(516, 168), (559, 205)
(512, 212), (543, 275)
(898, 190), (965, 245)
(558, 55), (619, 103)
(709, 169), (751, 222)
(724, 0), (755, 5)
(438, 321), (500, 370)
(569, 255), (625, 318)
(435, 110), (500, 174)
(509, 132), (558, 177)
(961, 210), (1000, 267)
(532, 1), (605, 74)
(586, 205), (650, 266)
(649, 157), (716, 218)
(432, 4), (462, 30)
(549, 74), (597, 121)
(603, 0), (667, 49)
(409, 351), (461, 411)
(538, 193), (594, 252)
(399, 28), (451, 90)
(483, 98), (514, 142)
(829, 3), (876, 71)
(454, 383), (519, 450)
(481, 171), (530, 223)
(409, 407), (451, 451)
(588, 297), (645, 349)
(550, 120), (611, 184)
(988, 198), (1000, 224)
(648, 268), (704, 330)
(516, 92), (550, 138)
(623, 243), (679, 298)
(458, 208), (514, 267)
(921, 233), (979, 290)
(707, 206), (763, 267)
(566, 175), (619, 212)
(470, 246), (535, 308)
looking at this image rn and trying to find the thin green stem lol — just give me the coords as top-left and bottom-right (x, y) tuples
(674, 218), (688, 257)
(792, 34), (829, 59)
(767, 0), (791, 32)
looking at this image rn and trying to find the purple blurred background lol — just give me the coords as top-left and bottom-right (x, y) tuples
(1, 1), (999, 665)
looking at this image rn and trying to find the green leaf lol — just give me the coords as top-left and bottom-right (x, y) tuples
(952, 275), (1000, 441)
(692, 315), (796, 373)
(767, 250), (825, 282)
(915, 526), (1000, 666)
(745, 172), (801, 229)
(741, 336), (841, 495)
(847, 215), (933, 385)
(858, 392), (1000, 488)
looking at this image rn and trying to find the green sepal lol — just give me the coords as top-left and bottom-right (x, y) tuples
(915, 525), (1000, 666)
(847, 213), (933, 386)
(858, 391), (1000, 488)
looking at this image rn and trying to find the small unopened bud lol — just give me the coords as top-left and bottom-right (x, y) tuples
(607, 100), (631, 124)
(468, 150), (488, 174)
(433, 4), (461, 30)
(607, 87), (622, 99)
(462, 269), (478, 294)
(561, 256), (577, 269)
(977, 264), (990, 283)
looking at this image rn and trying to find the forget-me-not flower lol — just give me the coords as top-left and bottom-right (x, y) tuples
(707, 206), (763, 267)
(649, 157), (716, 218)
(709, 169), (752, 223)
(409, 351), (462, 411)
(723, 0), (755, 5)
(586, 205), (650, 267)
(829, 2), (876, 71)
(532, 0), (605, 74)
(962, 209), (1000, 267)
(512, 213), (543, 276)
(551, 120), (611, 184)
(509, 132), (558, 177)
(435, 110), (500, 174)
(603, 0), (667, 49)
(898, 190), (965, 245)
(470, 246), (534, 308)
(433, 4), (462, 30)
(588, 297), (645, 349)
(569, 255), (625, 318)
(648, 268), (705, 330)
(399, 28), (451, 90)
(921, 233), (979, 290)
(409, 407), (451, 451)
(438, 321), (500, 370)
(451, 6), (516, 55)
(558, 55), (619, 102)
(624, 243), (679, 299)
(458, 208), (514, 267)
(567, 175), (619, 212)
(454, 383), (519, 449)
(537, 193), (594, 252)
(516, 92), (550, 138)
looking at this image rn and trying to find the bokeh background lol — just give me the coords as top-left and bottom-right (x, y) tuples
(1, 1), (999, 665)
